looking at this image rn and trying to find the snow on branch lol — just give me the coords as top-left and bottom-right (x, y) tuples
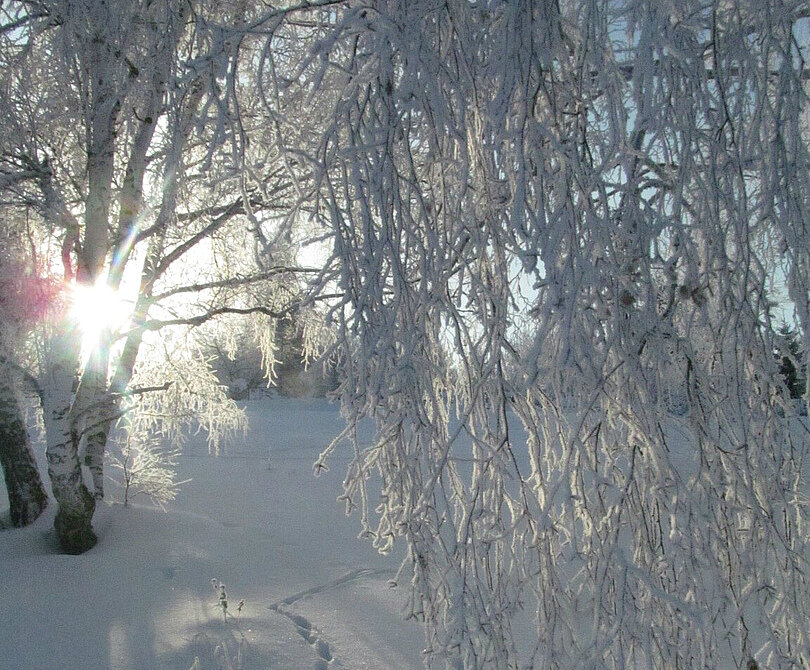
(290, 1), (810, 668)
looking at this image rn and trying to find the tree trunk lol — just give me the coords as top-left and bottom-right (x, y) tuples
(77, 338), (113, 501)
(83, 404), (108, 501)
(42, 327), (96, 554)
(0, 375), (47, 527)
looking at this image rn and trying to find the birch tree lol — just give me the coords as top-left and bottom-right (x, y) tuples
(0, 0), (322, 552)
(281, 1), (810, 667)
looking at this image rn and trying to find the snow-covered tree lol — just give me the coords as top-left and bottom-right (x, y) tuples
(0, 0), (325, 552)
(107, 426), (185, 508)
(4, 0), (809, 666)
(777, 322), (806, 401)
(281, 1), (810, 667)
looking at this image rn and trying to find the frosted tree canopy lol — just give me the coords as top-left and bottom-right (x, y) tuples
(275, 1), (810, 668)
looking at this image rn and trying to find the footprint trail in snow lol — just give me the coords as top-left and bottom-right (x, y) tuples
(269, 568), (391, 670)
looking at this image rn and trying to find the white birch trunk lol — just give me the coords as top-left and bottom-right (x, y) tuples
(73, 336), (112, 501)
(41, 323), (96, 553)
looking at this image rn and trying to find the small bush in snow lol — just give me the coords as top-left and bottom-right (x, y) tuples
(107, 429), (187, 508)
(211, 578), (244, 623)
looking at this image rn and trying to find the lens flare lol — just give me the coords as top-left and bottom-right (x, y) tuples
(70, 279), (131, 363)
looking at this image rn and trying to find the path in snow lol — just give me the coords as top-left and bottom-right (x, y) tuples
(269, 568), (392, 670)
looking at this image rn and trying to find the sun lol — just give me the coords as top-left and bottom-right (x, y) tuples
(70, 278), (132, 362)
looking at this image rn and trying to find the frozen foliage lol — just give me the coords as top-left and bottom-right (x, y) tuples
(107, 428), (185, 508)
(273, 1), (810, 668)
(128, 336), (248, 456)
(3, 0), (810, 666)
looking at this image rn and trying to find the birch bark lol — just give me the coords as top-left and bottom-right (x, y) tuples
(0, 370), (47, 528)
(41, 322), (96, 553)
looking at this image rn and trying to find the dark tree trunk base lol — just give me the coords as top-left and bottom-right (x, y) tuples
(8, 493), (48, 528)
(0, 380), (49, 528)
(54, 492), (97, 554)
(2, 456), (49, 527)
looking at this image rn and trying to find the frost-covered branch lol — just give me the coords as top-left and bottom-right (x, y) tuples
(290, 1), (810, 668)
(148, 267), (319, 303)
(140, 305), (291, 331)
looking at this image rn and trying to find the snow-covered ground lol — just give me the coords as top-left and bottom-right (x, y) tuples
(0, 397), (425, 670)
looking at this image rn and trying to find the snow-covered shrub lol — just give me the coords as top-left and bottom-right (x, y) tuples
(107, 428), (185, 508)
(210, 578), (244, 623)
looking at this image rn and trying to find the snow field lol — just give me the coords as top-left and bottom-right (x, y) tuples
(0, 397), (424, 670)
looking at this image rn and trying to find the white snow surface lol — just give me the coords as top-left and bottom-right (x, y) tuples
(0, 397), (425, 670)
